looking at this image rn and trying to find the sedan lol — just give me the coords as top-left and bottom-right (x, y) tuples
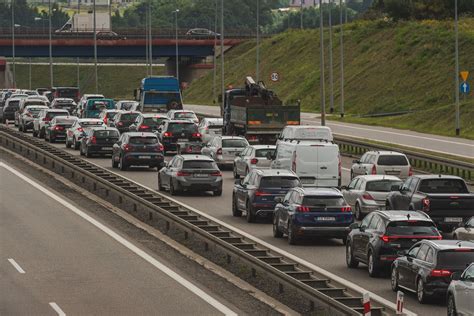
(447, 263), (474, 316)
(233, 145), (276, 179)
(65, 118), (105, 149)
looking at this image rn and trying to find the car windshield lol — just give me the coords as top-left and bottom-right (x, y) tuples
(174, 112), (196, 119)
(222, 139), (247, 148)
(302, 196), (346, 207)
(144, 117), (167, 127)
(94, 130), (119, 137)
(437, 251), (474, 269)
(418, 179), (468, 194)
(129, 136), (158, 145)
(46, 112), (68, 119)
(120, 113), (140, 122)
(182, 160), (217, 169)
(294, 128), (331, 140)
(8, 100), (20, 107)
(386, 221), (439, 236)
(259, 176), (300, 188)
(256, 148), (276, 158)
(366, 180), (403, 192)
(377, 155), (409, 166)
(167, 123), (197, 133)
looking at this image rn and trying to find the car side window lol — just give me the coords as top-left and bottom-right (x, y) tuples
(408, 178), (418, 192)
(361, 213), (374, 229)
(401, 178), (412, 191)
(408, 244), (421, 258)
(368, 154), (377, 164)
(416, 244), (429, 261)
(283, 191), (292, 203)
(348, 178), (359, 189)
(425, 247), (434, 263)
(360, 153), (368, 163)
(462, 265), (474, 280)
(248, 172), (257, 186)
(242, 172), (252, 185)
(355, 179), (365, 190)
(368, 215), (381, 230)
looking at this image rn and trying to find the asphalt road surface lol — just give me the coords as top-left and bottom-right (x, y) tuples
(186, 104), (474, 159)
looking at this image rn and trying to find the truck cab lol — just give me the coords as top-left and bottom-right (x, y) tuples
(135, 77), (183, 113)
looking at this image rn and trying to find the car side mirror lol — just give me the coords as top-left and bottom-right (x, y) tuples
(451, 271), (462, 281)
(391, 184), (401, 191)
(352, 159), (360, 164)
(349, 222), (360, 230)
(341, 185), (348, 190)
(274, 196), (283, 203)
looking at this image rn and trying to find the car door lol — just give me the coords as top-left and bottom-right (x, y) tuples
(406, 244), (430, 291)
(456, 264), (474, 315)
(113, 134), (124, 161)
(237, 147), (250, 174)
(344, 178), (360, 207)
(395, 177), (415, 210)
(353, 213), (374, 259)
(236, 171), (253, 209)
(362, 214), (382, 261)
(276, 191), (293, 231)
(397, 243), (421, 288)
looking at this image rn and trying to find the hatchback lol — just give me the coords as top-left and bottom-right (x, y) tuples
(33, 109), (70, 138)
(111, 111), (141, 134)
(112, 132), (165, 170)
(129, 113), (168, 133)
(18, 105), (49, 132)
(51, 98), (77, 114)
(167, 110), (199, 124)
(198, 117), (223, 143)
(158, 120), (201, 153)
(351, 151), (412, 180)
(202, 136), (249, 168)
(45, 116), (78, 143)
(65, 118), (105, 149)
(80, 127), (120, 157)
(233, 145), (276, 178)
(98, 109), (120, 126)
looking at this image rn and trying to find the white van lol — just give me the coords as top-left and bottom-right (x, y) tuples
(270, 140), (341, 187)
(277, 125), (333, 145)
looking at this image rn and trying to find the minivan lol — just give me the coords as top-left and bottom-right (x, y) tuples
(277, 125), (333, 145)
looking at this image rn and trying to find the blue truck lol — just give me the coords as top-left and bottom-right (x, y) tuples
(134, 76), (183, 113)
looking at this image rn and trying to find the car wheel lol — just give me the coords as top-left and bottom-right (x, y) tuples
(233, 165), (240, 179)
(73, 137), (80, 150)
(119, 156), (128, 171)
(367, 251), (380, 277)
(39, 128), (45, 138)
(112, 156), (119, 168)
(288, 223), (299, 245)
(346, 242), (359, 268)
(66, 139), (72, 148)
(355, 203), (363, 220)
(350, 170), (354, 179)
(232, 195), (242, 217)
(158, 174), (164, 191)
(417, 277), (428, 304)
(341, 236), (347, 245)
(214, 187), (222, 196)
(18, 124), (22, 132)
(48, 134), (54, 143)
(390, 267), (399, 291)
(79, 145), (85, 156)
(85, 146), (92, 158)
(447, 295), (457, 316)
(246, 201), (255, 223)
(32, 129), (38, 137)
(170, 181), (178, 196)
(272, 215), (283, 238)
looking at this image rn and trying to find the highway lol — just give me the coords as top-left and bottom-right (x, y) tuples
(36, 136), (448, 316)
(0, 162), (241, 316)
(186, 104), (474, 159)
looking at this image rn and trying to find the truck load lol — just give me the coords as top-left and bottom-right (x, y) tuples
(222, 76), (300, 144)
(55, 12), (117, 38)
(134, 76), (183, 113)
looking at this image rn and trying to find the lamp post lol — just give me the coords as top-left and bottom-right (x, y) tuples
(339, 0), (345, 118)
(93, 0), (98, 93)
(48, 0), (54, 88)
(256, 0), (260, 82)
(454, 0), (460, 136)
(173, 9), (179, 81)
(212, 0), (218, 103)
(11, 0), (16, 88)
(220, 0), (225, 111)
(319, 0), (326, 126)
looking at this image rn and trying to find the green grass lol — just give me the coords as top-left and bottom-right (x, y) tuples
(15, 64), (164, 100)
(184, 18), (474, 139)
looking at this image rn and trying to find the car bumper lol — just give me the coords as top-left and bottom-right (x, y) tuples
(124, 153), (165, 166)
(360, 203), (385, 214)
(23, 120), (34, 128)
(176, 178), (222, 191)
(50, 132), (67, 139)
(86, 145), (115, 154)
(293, 226), (350, 238)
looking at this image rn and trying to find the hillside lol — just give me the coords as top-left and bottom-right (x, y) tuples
(184, 19), (474, 139)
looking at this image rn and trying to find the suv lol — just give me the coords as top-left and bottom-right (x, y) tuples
(273, 187), (353, 245)
(233, 145), (276, 179)
(346, 210), (441, 277)
(16, 97), (50, 125)
(33, 109), (70, 138)
(351, 151), (412, 180)
(50, 98), (77, 114)
(447, 263), (474, 316)
(232, 169), (301, 222)
(391, 240), (474, 303)
(111, 111), (141, 134)
(80, 127), (120, 157)
(158, 120), (201, 154)
(167, 110), (199, 124)
(18, 105), (49, 132)
(111, 132), (165, 170)
(1, 97), (22, 123)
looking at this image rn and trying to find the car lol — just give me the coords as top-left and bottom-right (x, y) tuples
(202, 136), (249, 168)
(111, 132), (165, 170)
(386, 175), (474, 232)
(341, 175), (403, 220)
(48, 87), (80, 102)
(158, 120), (201, 154)
(452, 216), (474, 241)
(128, 113), (168, 133)
(277, 125), (333, 145)
(18, 105), (49, 132)
(1, 97), (22, 123)
(50, 98), (77, 114)
(232, 169), (301, 223)
(391, 240), (474, 303)
(273, 187), (353, 245)
(186, 28), (220, 38)
(32, 109), (70, 138)
(347, 210), (441, 277)
(98, 109), (121, 126)
(351, 151), (412, 180)
(16, 97), (50, 126)
(158, 155), (223, 196)
(447, 263), (474, 316)
(80, 126), (120, 157)
(167, 110), (199, 124)
(44, 116), (78, 143)
(115, 100), (139, 111)
(233, 145), (276, 179)
(65, 118), (105, 149)
(110, 111), (141, 134)
(76, 94), (105, 116)
(198, 117), (223, 144)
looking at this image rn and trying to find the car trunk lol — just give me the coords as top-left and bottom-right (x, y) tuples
(296, 144), (339, 187)
(128, 137), (161, 153)
(426, 194), (474, 219)
(94, 131), (119, 147)
(384, 221), (441, 249)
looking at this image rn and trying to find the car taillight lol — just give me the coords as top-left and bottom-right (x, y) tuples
(297, 205), (310, 212)
(217, 148), (222, 155)
(177, 171), (191, 176)
(430, 269), (452, 277)
(362, 192), (374, 200)
(255, 191), (271, 196)
(124, 144), (131, 152)
(371, 164), (377, 175)
(159, 144), (164, 152)
(422, 198), (430, 211)
(408, 166), (413, 176)
(90, 136), (97, 144)
(53, 125), (64, 131)
(164, 132), (173, 137)
(77, 127), (84, 133)
(139, 125), (149, 130)
(192, 132), (201, 138)
(380, 235), (392, 243)
(103, 117), (108, 125)
(247, 135), (258, 142)
(117, 121), (123, 126)
(341, 206), (352, 212)
(211, 171), (222, 177)
(250, 158), (258, 164)
(380, 235), (442, 243)
(43, 117), (51, 122)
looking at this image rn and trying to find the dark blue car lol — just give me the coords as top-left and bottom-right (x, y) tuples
(232, 169), (301, 223)
(273, 187), (354, 245)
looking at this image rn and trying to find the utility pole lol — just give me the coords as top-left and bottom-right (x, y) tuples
(220, 0), (225, 112)
(11, 0), (16, 88)
(148, 1), (153, 76)
(93, 0), (98, 93)
(212, 0), (218, 104)
(328, 0), (334, 113)
(77, 57), (80, 89)
(173, 9), (179, 81)
(28, 57), (32, 89)
(145, 5), (149, 77)
(319, 0), (326, 126)
(300, 0), (304, 29)
(256, 0), (260, 82)
(49, 0), (53, 88)
(339, 0), (345, 117)
(454, 0), (460, 136)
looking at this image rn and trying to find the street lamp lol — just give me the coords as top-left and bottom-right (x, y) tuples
(172, 9), (179, 81)
(93, 0), (98, 93)
(48, 0), (55, 88)
(256, 0), (260, 82)
(11, 0), (16, 88)
(454, 0), (460, 136)
(319, 0), (326, 126)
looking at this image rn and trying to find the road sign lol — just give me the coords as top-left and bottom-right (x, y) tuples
(460, 71), (469, 82)
(270, 72), (279, 82)
(460, 82), (470, 94)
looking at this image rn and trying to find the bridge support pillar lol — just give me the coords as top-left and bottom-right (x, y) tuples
(166, 57), (214, 88)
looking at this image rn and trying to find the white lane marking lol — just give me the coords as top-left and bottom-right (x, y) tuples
(49, 302), (66, 316)
(1, 163), (237, 316)
(81, 159), (416, 316)
(7, 258), (26, 274)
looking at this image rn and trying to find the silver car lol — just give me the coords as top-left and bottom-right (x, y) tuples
(350, 151), (412, 180)
(233, 145), (276, 179)
(447, 263), (474, 316)
(198, 117), (223, 144)
(32, 109), (70, 138)
(18, 105), (49, 132)
(65, 118), (105, 149)
(201, 136), (249, 168)
(158, 155), (223, 196)
(452, 216), (474, 241)
(342, 175), (403, 220)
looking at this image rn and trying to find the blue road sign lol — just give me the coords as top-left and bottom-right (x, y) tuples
(460, 82), (470, 94)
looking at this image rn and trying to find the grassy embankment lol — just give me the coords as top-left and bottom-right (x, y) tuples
(183, 19), (474, 139)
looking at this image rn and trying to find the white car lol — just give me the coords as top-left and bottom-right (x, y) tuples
(16, 97), (50, 126)
(452, 216), (474, 241)
(350, 151), (412, 180)
(32, 109), (70, 138)
(233, 145), (276, 179)
(167, 110), (199, 124)
(65, 118), (105, 149)
(76, 94), (105, 116)
(277, 125), (333, 145)
(115, 100), (139, 111)
(201, 136), (249, 168)
(198, 117), (223, 143)
(18, 105), (49, 132)
(447, 263), (474, 316)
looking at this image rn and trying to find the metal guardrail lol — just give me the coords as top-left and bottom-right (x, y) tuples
(0, 125), (405, 316)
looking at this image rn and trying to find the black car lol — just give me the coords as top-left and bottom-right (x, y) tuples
(80, 127), (120, 157)
(111, 111), (141, 134)
(158, 120), (201, 154)
(2, 98), (21, 123)
(232, 169), (301, 223)
(273, 187), (354, 245)
(346, 210), (441, 277)
(45, 116), (78, 143)
(391, 240), (474, 303)
(111, 132), (165, 170)
(129, 113), (169, 133)
(51, 98), (77, 114)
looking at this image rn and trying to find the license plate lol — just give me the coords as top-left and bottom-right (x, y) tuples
(102, 147), (112, 150)
(317, 217), (335, 221)
(301, 178), (314, 184)
(194, 174), (208, 178)
(178, 138), (188, 142)
(138, 155), (151, 159)
(445, 217), (463, 222)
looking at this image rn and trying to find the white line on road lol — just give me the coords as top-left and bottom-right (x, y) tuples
(1, 162), (237, 316)
(49, 302), (66, 316)
(7, 258), (25, 274)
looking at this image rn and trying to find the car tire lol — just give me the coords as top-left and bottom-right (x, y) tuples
(32, 129), (38, 137)
(112, 156), (119, 168)
(272, 215), (283, 238)
(416, 277), (429, 304)
(170, 181), (178, 196)
(246, 201), (255, 223)
(119, 156), (128, 171)
(367, 251), (380, 277)
(66, 139), (72, 148)
(73, 137), (80, 150)
(232, 195), (242, 217)
(355, 203), (363, 220)
(390, 267), (399, 291)
(48, 134), (54, 143)
(18, 124), (22, 132)
(233, 165), (240, 179)
(158, 174), (164, 191)
(39, 128), (45, 138)
(447, 294), (457, 316)
(288, 223), (299, 245)
(85, 146), (92, 158)
(346, 242), (359, 268)
(214, 188), (222, 196)
(341, 236), (347, 245)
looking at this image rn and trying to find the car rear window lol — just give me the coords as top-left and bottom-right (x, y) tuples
(377, 155), (409, 166)
(94, 130), (119, 137)
(222, 139), (248, 148)
(182, 160), (217, 169)
(302, 196), (346, 207)
(119, 102), (136, 110)
(418, 179), (468, 194)
(256, 148), (275, 158)
(386, 221), (439, 236)
(120, 113), (140, 122)
(174, 112), (196, 119)
(55, 118), (76, 125)
(106, 112), (119, 118)
(437, 251), (474, 268)
(366, 180), (403, 192)
(8, 100), (20, 107)
(259, 176), (300, 188)
(80, 121), (103, 127)
(46, 112), (68, 119)
(27, 108), (44, 114)
(129, 136), (158, 145)
(168, 123), (197, 133)
(144, 117), (167, 126)
(294, 128), (331, 140)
